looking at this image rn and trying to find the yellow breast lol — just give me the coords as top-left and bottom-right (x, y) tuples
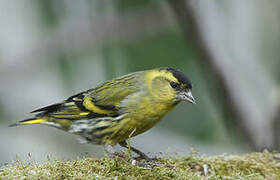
(104, 94), (176, 145)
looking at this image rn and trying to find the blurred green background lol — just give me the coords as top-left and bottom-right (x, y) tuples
(0, 0), (280, 165)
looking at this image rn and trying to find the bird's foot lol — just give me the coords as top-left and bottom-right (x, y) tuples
(119, 141), (157, 162)
(112, 152), (126, 159)
(133, 154), (158, 162)
(106, 143), (159, 167)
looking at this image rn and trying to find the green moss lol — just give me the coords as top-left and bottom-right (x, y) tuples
(1, 152), (280, 179)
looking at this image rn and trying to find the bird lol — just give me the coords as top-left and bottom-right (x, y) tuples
(10, 67), (195, 160)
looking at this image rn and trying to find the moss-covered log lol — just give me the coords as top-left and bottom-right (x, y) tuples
(1, 152), (280, 179)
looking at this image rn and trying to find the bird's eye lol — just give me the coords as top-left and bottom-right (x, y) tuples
(170, 81), (179, 89)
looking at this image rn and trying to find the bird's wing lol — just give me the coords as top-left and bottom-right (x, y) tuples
(88, 73), (139, 109)
(30, 72), (140, 122)
(30, 91), (106, 121)
(13, 72), (142, 144)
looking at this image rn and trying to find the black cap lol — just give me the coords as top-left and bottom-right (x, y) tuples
(164, 67), (192, 89)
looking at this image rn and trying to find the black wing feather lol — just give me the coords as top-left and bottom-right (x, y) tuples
(30, 103), (63, 113)
(30, 91), (86, 114)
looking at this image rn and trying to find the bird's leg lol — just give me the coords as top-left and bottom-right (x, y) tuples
(104, 145), (125, 159)
(119, 141), (151, 161)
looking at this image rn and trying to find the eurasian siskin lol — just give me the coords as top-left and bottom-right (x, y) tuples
(10, 67), (195, 160)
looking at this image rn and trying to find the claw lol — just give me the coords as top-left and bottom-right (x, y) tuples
(119, 141), (152, 161)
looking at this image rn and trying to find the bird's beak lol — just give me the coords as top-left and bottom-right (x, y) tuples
(179, 90), (196, 104)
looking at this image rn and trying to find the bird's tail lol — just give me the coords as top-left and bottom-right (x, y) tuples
(9, 118), (47, 127)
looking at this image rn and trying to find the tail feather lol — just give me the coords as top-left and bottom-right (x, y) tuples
(30, 103), (62, 113)
(9, 118), (47, 127)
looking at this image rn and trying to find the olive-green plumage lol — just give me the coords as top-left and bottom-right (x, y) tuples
(10, 67), (195, 150)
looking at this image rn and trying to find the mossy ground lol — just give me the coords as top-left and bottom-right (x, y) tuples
(1, 151), (280, 179)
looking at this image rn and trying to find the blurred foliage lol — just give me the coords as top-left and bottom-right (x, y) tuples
(1, 0), (280, 165)
(116, 0), (152, 12)
(0, 101), (4, 122)
(36, 0), (61, 29)
(120, 31), (196, 70)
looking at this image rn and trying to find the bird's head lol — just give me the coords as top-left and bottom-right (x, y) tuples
(146, 67), (196, 104)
